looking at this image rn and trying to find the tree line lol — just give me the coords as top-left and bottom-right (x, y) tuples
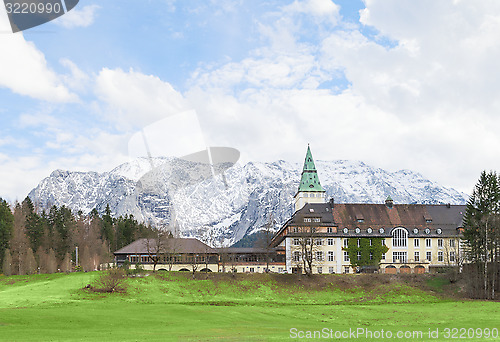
(0, 197), (154, 275)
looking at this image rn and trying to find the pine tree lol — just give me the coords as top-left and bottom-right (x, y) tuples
(463, 171), (500, 299)
(0, 198), (13, 273)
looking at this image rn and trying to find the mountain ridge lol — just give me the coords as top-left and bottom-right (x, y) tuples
(28, 158), (468, 245)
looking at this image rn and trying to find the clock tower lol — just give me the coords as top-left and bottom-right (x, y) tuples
(293, 145), (326, 212)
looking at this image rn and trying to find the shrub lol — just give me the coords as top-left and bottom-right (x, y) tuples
(87, 268), (127, 293)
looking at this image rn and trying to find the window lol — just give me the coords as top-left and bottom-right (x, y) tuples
(293, 238), (300, 246)
(316, 251), (323, 261)
(328, 267), (335, 274)
(414, 239), (420, 247)
(344, 251), (349, 262)
(414, 251), (420, 262)
(344, 266), (350, 274)
(369, 252), (373, 260)
(450, 251), (456, 262)
(317, 267), (322, 274)
(381, 253), (385, 260)
(315, 239), (323, 246)
(293, 251), (301, 262)
(327, 238), (334, 246)
(250, 268), (255, 273)
(357, 251), (361, 261)
(327, 227), (333, 233)
(357, 219), (364, 223)
(438, 251), (443, 262)
(426, 252), (432, 261)
(393, 252), (407, 263)
(343, 239), (349, 248)
(292, 227), (299, 233)
(425, 239), (431, 248)
(304, 218), (311, 222)
(313, 218), (321, 223)
(381, 239), (386, 246)
(328, 251), (334, 261)
(357, 239), (361, 247)
(449, 239), (456, 248)
(130, 256), (139, 263)
(438, 239), (443, 248)
(392, 228), (408, 247)
(369, 239), (373, 246)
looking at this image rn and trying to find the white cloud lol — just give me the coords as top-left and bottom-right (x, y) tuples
(95, 68), (191, 130)
(183, 0), (500, 193)
(54, 5), (100, 29)
(0, 10), (77, 102)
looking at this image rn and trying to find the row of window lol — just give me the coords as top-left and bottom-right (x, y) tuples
(292, 250), (457, 263)
(292, 237), (456, 248)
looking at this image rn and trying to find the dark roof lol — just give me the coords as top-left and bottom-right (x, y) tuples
(114, 238), (216, 255)
(273, 202), (466, 242)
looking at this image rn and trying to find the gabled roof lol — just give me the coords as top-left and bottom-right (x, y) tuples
(114, 238), (216, 255)
(297, 145), (325, 192)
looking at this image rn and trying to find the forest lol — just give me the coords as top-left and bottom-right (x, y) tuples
(0, 197), (153, 275)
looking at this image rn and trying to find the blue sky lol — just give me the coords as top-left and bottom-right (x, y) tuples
(1, 0), (500, 201)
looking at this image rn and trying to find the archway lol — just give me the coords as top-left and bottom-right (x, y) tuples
(385, 265), (397, 274)
(414, 265), (425, 274)
(400, 265), (411, 274)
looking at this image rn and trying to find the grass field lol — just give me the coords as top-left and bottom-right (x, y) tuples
(0, 271), (498, 341)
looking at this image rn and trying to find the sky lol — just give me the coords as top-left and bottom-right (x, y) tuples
(1, 0), (500, 202)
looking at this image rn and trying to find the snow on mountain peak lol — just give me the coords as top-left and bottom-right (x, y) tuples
(29, 158), (468, 245)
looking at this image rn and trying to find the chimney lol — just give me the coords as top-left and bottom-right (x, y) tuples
(329, 198), (334, 208)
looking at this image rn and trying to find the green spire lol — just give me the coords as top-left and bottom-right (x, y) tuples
(298, 145), (325, 192)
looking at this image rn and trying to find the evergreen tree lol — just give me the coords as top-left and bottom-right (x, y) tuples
(23, 197), (45, 253)
(463, 171), (500, 299)
(0, 198), (13, 272)
(101, 204), (114, 249)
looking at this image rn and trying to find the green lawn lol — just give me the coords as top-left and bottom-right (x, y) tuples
(0, 272), (498, 341)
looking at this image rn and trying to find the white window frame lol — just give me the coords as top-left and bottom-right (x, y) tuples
(316, 251), (323, 261)
(414, 238), (420, 247)
(438, 251), (443, 262)
(328, 251), (334, 261)
(414, 251), (419, 262)
(327, 238), (334, 246)
(437, 239), (443, 248)
(343, 251), (349, 262)
(392, 227), (408, 248)
(426, 251), (432, 261)
(425, 238), (431, 248)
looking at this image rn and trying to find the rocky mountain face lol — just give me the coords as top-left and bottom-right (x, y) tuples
(28, 158), (468, 246)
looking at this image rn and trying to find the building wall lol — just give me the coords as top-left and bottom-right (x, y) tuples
(284, 230), (461, 274)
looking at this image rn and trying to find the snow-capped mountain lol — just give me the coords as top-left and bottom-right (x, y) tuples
(28, 158), (468, 245)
